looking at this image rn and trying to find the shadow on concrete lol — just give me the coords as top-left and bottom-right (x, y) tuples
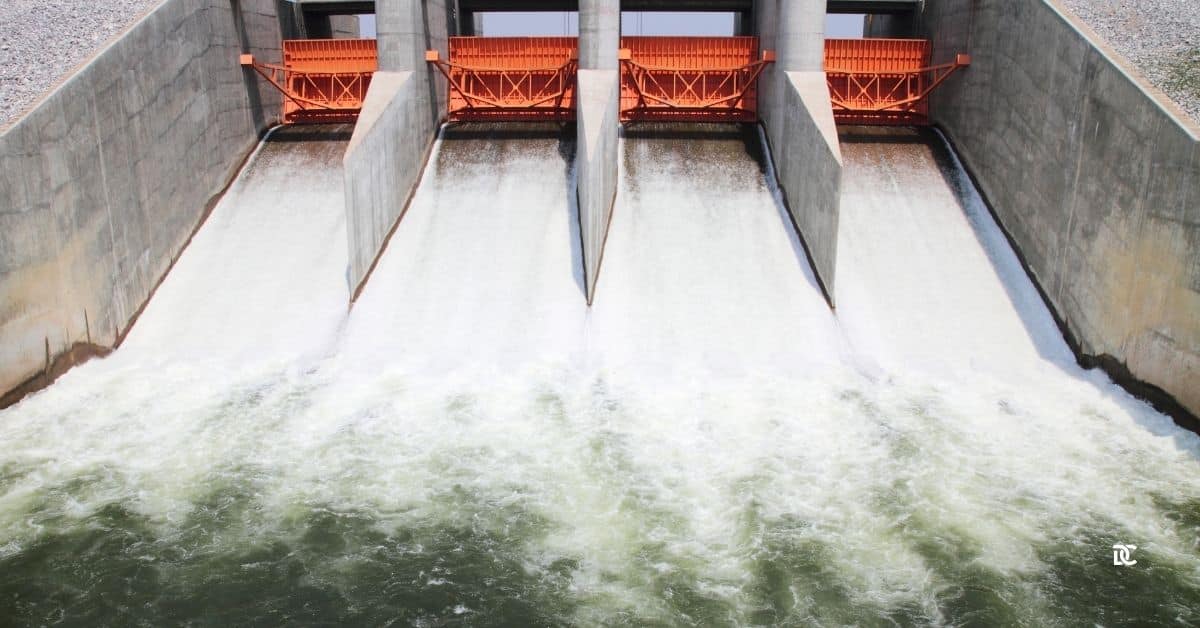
(438, 124), (573, 141)
(265, 125), (355, 143)
(755, 126), (830, 301)
(558, 126), (586, 298)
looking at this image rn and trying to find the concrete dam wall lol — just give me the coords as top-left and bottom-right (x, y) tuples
(915, 0), (1200, 420)
(0, 0), (286, 404)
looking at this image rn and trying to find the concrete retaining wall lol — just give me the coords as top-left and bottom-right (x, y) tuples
(0, 0), (284, 403)
(919, 0), (1200, 418)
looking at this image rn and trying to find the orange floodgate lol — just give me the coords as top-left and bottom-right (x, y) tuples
(824, 38), (970, 125)
(426, 36), (579, 122)
(241, 39), (377, 124)
(618, 36), (773, 123)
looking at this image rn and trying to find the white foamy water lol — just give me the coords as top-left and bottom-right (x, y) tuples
(0, 123), (1196, 625)
(588, 126), (845, 382)
(340, 126), (587, 379)
(115, 131), (351, 368)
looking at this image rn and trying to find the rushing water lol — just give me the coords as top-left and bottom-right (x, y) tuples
(0, 123), (1197, 626)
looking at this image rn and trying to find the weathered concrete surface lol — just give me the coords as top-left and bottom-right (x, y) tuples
(919, 0), (1200, 418)
(343, 0), (450, 299)
(377, 0), (450, 74)
(774, 0), (825, 72)
(576, 0), (620, 303)
(376, 0), (450, 128)
(765, 72), (842, 304)
(0, 0), (283, 403)
(580, 0), (619, 71)
(576, 70), (621, 303)
(754, 0), (825, 77)
(754, 0), (840, 305)
(280, 4), (360, 38)
(343, 71), (432, 297)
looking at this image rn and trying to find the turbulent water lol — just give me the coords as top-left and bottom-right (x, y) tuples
(0, 123), (1197, 626)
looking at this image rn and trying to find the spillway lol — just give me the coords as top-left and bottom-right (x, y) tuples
(0, 124), (1197, 624)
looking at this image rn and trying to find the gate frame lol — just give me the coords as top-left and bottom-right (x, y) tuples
(241, 38), (377, 124)
(426, 36), (579, 122)
(618, 36), (774, 123)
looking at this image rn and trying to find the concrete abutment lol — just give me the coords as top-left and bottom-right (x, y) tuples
(0, 0), (287, 406)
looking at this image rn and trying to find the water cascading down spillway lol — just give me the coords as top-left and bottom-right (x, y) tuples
(1, 114), (1197, 623)
(1, 17), (1198, 628)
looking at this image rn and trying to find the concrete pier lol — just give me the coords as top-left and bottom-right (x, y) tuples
(0, 0), (284, 405)
(1, 0), (1194, 432)
(576, 0), (621, 303)
(754, 0), (842, 304)
(343, 0), (451, 297)
(343, 71), (426, 299)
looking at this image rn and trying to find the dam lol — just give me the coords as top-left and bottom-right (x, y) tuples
(0, 0), (1198, 623)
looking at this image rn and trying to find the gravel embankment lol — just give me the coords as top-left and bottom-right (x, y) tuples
(0, 0), (164, 130)
(1060, 0), (1199, 123)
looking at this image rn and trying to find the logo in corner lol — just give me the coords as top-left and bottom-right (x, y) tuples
(1112, 544), (1137, 566)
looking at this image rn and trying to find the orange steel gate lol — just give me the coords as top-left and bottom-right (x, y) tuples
(241, 39), (377, 124)
(426, 37), (578, 121)
(824, 38), (969, 125)
(619, 37), (773, 122)
(422, 36), (773, 123)
(238, 37), (967, 127)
